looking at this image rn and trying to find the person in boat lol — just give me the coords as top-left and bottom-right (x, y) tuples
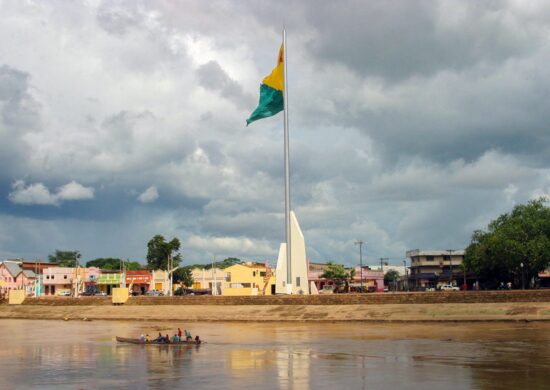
(145, 334), (151, 342)
(171, 334), (180, 343)
(165, 334), (171, 344)
(139, 334), (145, 342)
(194, 335), (201, 344)
(154, 332), (164, 342)
(185, 330), (192, 341)
(178, 328), (182, 339)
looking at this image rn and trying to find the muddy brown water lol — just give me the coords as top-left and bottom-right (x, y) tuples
(0, 319), (549, 389)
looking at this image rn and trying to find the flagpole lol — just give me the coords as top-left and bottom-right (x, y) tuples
(283, 28), (292, 291)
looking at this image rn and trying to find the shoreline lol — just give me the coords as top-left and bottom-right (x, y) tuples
(2, 302), (550, 323)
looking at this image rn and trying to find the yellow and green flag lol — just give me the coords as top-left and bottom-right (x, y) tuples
(246, 45), (284, 126)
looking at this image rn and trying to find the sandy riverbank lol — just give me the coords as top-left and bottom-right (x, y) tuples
(1, 302), (550, 322)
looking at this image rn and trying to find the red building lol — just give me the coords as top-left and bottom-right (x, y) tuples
(126, 270), (152, 295)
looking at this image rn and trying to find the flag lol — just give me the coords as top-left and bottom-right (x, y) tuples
(246, 44), (284, 126)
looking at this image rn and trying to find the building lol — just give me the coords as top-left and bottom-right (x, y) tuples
(126, 270), (152, 295)
(190, 267), (227, 295)
(152, 270), (169, 294)
(97, 271), (122, 295)
(406, 249), (466, 289)
(350, 266), (384, 292)
(308, 262), (384, 292)
(222, 262), (276, 296)
(43, 267), (74, 296)
(0, 261), (36, 296)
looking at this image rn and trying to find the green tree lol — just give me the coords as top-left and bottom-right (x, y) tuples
(205, 257), (242, 270)
(173, 267), (194, 287)
(320, 262), (352, 292)
(86, 258), (142, 270)
(48, 250), (81, 267)
(384, 269), (400, 290)
(146, 235), (181, 270)
(464, 198), (550, 288)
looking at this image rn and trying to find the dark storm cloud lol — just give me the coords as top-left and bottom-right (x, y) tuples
(305, 1), (539, 81)
(196, 60), (255, 109)
(0, 65), (41, 181)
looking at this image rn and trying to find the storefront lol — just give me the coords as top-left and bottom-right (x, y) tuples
(97, 273), (122, 295)
(126, 270), (152, 295)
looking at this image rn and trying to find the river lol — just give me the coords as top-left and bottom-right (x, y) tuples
(0, 320), (549, 389)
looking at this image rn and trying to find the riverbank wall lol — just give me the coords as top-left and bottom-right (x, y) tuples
(1, 291), (550, 322)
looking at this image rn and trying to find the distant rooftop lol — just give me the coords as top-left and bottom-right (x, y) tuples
(406, 249), (465, 257)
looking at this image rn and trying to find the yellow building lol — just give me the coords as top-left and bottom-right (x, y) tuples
(222, 262), (276, 296)
(190, 267), (226, 294)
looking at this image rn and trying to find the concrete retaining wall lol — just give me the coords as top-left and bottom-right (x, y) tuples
(20, 290), (550, 306)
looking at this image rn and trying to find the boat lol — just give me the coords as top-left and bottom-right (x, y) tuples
(116, 336), (203, 345)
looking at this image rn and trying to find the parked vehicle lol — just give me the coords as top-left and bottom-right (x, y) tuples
(440, 284), (460, 291)
(146, 290), (164, 296)
(57, 290), (71, 296)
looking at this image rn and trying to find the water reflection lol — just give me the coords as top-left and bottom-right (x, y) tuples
(0, 320), (549, 389)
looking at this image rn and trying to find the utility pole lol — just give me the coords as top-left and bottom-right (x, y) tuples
(403, 259), (409, 292)
(355, 241), (365, 293)
(447, 249), (454, 285)
(379, 258), (389, 271)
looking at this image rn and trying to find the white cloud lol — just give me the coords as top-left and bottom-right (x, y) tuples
(137, 186), (159, 203)
(8, 180), (58, 205)
(57, 180), (95, 201)
(8, 180), (94, 206)
(186, 235), (274, 258)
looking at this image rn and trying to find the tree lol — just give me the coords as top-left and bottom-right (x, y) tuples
(146, 235), (181, 270)
(205, 257), (241, 270)
(86, 258), (142, 270)
(48, 250), (81, 267)
(173, 267), (194, 287)
(320, 262), (352, 292)
(464, 198), (550, 288)
(384, 269), (400, 290)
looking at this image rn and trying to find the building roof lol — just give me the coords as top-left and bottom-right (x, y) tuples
(241, 262), (269, 269)
(22, 270), (36, 278)
(126, 270), (151, 276)
(1, 262), (23, 277)
(406, 249), (465, 257)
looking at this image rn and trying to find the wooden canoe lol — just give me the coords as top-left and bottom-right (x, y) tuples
(116, 336), (203, 345)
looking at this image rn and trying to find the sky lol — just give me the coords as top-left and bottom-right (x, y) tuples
(1, 0), (550, 267)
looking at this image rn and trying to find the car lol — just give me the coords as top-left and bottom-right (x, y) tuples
(440, 284), (460, 291)
(425, 287), (436, 292)
(57, 290), (72, 297)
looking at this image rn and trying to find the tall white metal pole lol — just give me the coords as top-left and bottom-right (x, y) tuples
(283, 28), (292, 289)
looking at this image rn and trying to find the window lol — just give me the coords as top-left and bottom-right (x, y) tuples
(443, 255), (450, 261)
(260, 272), (266, 277)
(226, 273), (231, 282)
(296, 277), (301, 287)
(46, 275), (49, 280)
(253, 271), (256, 277)
(52, 275), (55, 279)
(426, 256), (434, 261)
(64, 275), (67, 279)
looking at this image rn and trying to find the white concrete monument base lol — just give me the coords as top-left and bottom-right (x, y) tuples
(275, 211), (310, 295)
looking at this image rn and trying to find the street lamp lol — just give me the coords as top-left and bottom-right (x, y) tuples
(520, 262), (525, 290)
(355, 241), (365, 293)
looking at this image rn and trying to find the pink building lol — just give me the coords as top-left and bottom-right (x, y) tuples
(0, 261), (36, 296)
(308, 262), (384, 293)
(43, 267), (74, 296)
